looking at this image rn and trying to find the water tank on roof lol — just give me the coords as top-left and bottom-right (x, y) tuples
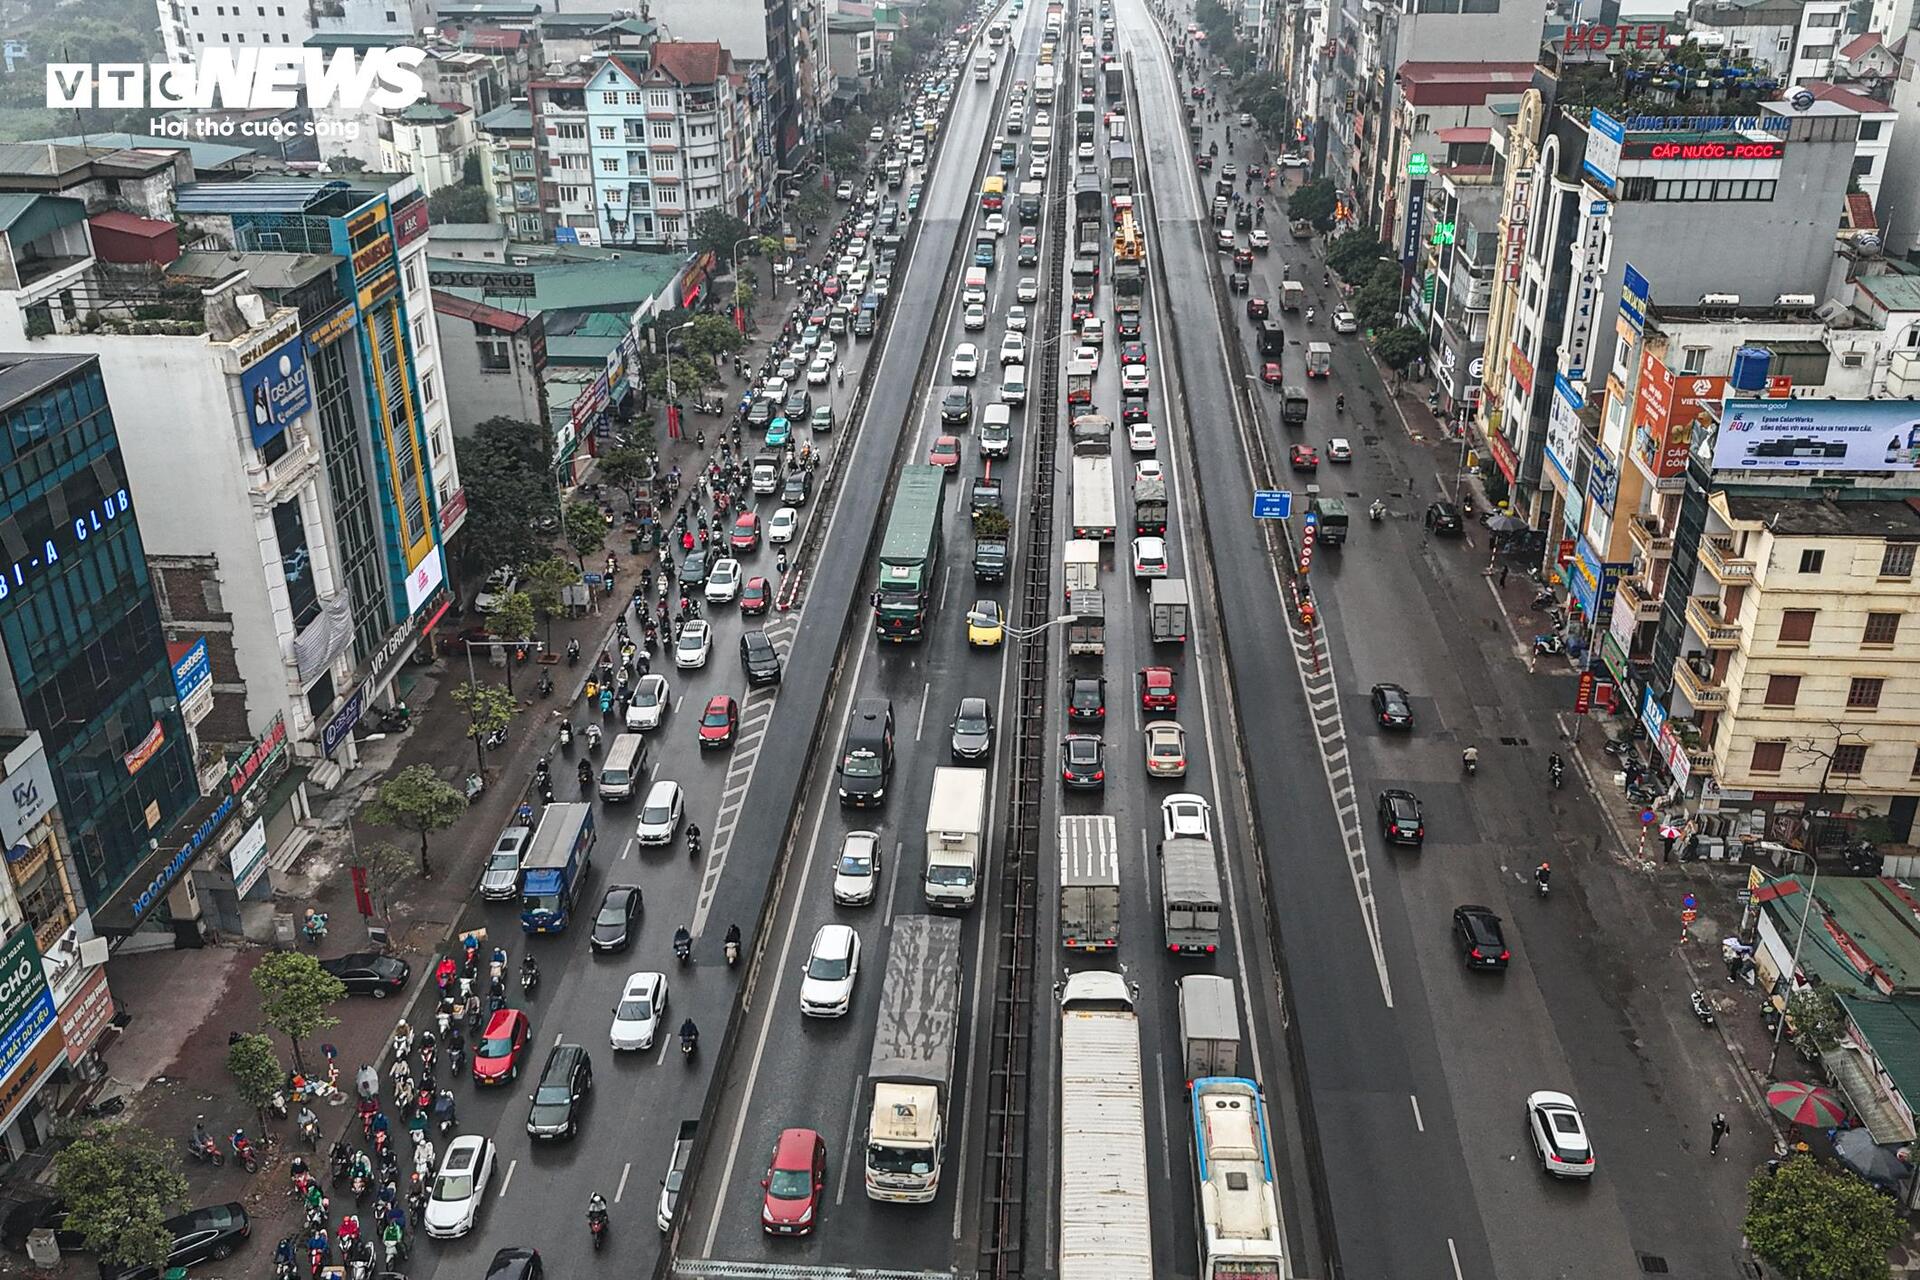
(1730, 346), (1772, 392)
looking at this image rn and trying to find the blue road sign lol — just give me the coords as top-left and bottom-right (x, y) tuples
(1253, 490), (1292, 519)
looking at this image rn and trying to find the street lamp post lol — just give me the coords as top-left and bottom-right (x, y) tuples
(664, 319), (698, 423)
(970, 610), (1078, 641)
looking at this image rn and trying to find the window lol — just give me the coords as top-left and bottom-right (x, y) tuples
(603, 91), (621, 104)
(1779, 609), (1817, 643)
(402, 258), (418, 294)
(1861, 120), (1883, 141)
(1911, 745), (1920, 780)
(421, 372), (437, 406)
(1846, 677), (1884, 709)
(1799, 43), (1826, 60)
(412, 317), (426, 355)
(1680, 346), (1707, 374)
(1751, 741), (1787, 773)
(607, 188), (623, 203)
(1798, 548), (1825, 573)
(1777, 32), (1792, 50)
(1855, 155), (1878, 178)
(652, 121), (673, 140)
(1808, 9), (1841, 24)
(1764, 674), (1800, 706)
(1864, 612), (1901, 645)
(650, 91), (672, 108)
(281, 31), (289, 40)
(1881, 542), (1916, 578)
(475, 332), (512, 371)
(1832, 743), (1868, 776)
(597, 126), (615, 141)
(602, 158), (620, 172)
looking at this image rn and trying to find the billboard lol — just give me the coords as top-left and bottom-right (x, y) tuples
(0, 926), (57, 1094)
(1544, 375), (1584, 486)
(239, 334), (313, 448)
(1713, 399), (1920, 473)
(1584, 108), (1624, 188)
(1631, 353), (1721, 479)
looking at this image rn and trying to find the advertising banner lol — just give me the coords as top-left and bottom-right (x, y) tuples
(1584, 109), (1625, 188)
(240, 334), (314, 449)
(229, 817), (270, 897)
(59, 967), (114, 1066)
(404, 544), (445, 617)
(170, 637), (212, 706)
(1563, 200), (1612, 381)
(1401, 178), (1427, 266)
(0, 927), (57, 1090)
(392, 194), (429, 249)
(1545, 376), (1584, 486)
(1713, 399), (1920, 473)
(1619, 262), (1649, 335)
(0, 741), (55, 853)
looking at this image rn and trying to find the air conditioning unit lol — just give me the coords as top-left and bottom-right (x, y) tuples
(1700, 292), (1741, 306)
(1814, 299), (1849, 323)
(1776, 292), (1815, 307)
(511, 254), (530, 265)
(1840, 350), (1864, 367)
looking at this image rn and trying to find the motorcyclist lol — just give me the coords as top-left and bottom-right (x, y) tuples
(520, 953), (539, 986)
(725, 922), (742, 949)
(1535, 861), (1551, 889)
(1461, 744), (1479, 771)
(686, 821), (702, 852)
(679, 1018), (699, 1050)
(673, 924), (692, 956)
(1335, 392), (1345, 413)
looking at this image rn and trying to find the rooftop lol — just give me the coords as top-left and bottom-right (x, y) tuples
(426, 253), (679, 314)
(1754, 876), (1920, 996)
(477, 103), (535, 132)
(29, 132), (257, 170)
(1854, 274), (1920, 315)
(0, 142), (175, 185)
(1840, 31), (1888, 59)
(1834, 993), (1920, 1111)
(0, 353), (97, 410)
(652, 41), (729, 86)
(168, 249), (344, 290)
(425, 222), (509, 241)
(1719, 495), (1920, 540)
(1808, 80), (1893, 116)
(0, 193), (88, 243)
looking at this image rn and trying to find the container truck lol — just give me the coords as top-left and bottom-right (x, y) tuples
(1071, 455), (1116, 542)
(1066, 359), (1097, 408)
(1108, 141), (1135, 196)
(924, 766), (989, 908)
(1158, 837), (1222, 954)
(1279, 280), (1305, 312)
(1133, 472), (1167, 535)
(1177, 975), (1242, 1082)
(1102, 63), (1125, 102)
(874, 465), (946, 641)
(974, 50), (993, 80)
(1059, 816), (1119, 951)
(1306, 342), (1333, 378)
(1018, 182), (1044, 223)
(1280, 384), (1308, 427)
(1150, 578), (1189, 642)
(1058, 970), (1152, 1280)
(1064, 539), (1100, 595)
(520, 803), (596, 933)
(866, 915), (962, 1202)
(1035, 62), (1056, 104)
(1066, 588), (1104, 656)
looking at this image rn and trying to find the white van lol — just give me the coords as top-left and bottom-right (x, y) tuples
(963, 267), (988, 305)
(980, 403), (1013, 456)
(599, 733), (649, 801)
(1000, 363), (1028, 405)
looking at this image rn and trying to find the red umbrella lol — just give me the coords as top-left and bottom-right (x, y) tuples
(1767, 1080), (1848, 1128)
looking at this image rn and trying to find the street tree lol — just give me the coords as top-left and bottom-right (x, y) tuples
(53, 1125), (186, 1274)
(1328, 230), (1389, 283)
(1745, 1154), (1898, 1280)
(733, 273), (759, 328)
(252, 951), (345, 1072)
(824, 133), (863, 174)
(1287, 179), (1337, 231)
(685, 313), (746, 361)
(521, 556), (582, 648)
(1374, 325), (1427, 374)
(1785, 987), (1848, 1054)
(1353, 260), (1404, 331)
(224, 1033), (284, 1130)
(794, 187), (830, 225)
(428, 184), (490, 225)
(691, 208), (752, 261)
(646, 357), (715, 399)
(365, 763), (469, 877)
(485, 589), (535, 645)
(598, 441), (655, 505)
(359, 841), (419, 928)
(564, 500), (610, 568)
(453, 417), (555, 576)
(450, 682), (517, 773)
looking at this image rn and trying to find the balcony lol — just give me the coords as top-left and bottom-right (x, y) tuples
(1684, 596), (1743, 649)
(1700, 535), (1754, 584)
(1627, 513), (1673, 560)
(1670, 655), (1727, 709)
(1613, 576), (1662, 621)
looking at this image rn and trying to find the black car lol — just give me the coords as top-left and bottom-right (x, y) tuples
(1115, 310), (1142, 340)
(1370, 682), (1414, 730)
(1120, 400), (1150, 426)
(950, 696), (995, 762)
(1425, 501), (1464, 536)
(484, 1248), (543, 1280)
(783, 470), (813, 506)
(98, 1204), (249, 1280)
(319, 953), (410, 998)
(1060, 734), (1105, 789)
(940, 387), (974, 426)
(1067, 676), (1107, 724)
(783, 387), (812, 419)
(1235, 205), (1252, 230)
(524, 1043), (593, 1140)
(1378, 789), (1425, 846)
(1229, 271), (1250, 294)
(589, 885), (643, 953)
(741, 630), (783, 685)
(1453, 905), (1510, 970)
(746, 398), (775, 427)
(679, 550), (712, 587)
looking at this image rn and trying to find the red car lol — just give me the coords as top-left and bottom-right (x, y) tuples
(472, 1008), (530, 1085)
(697, 694), (738, 748)
(1289, 444), (1319, 470)
(1233, 249), (1253, 270)
(929, 435), (962, 471)
(1246, 298), (1268, 321)
(1261, 361), (1283, 385)
(761, 1128), (827, 1235)
(821, 275), (843, 299)
(731, 511), (762, 552)
(1019, 229), (1038, 251)
(1140, 665), (1178, 711)
(1196, 154), (1213, 172)
(740, 576), (771, 615)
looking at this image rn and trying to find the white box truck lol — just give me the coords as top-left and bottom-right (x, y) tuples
(1159, 836), (1222, 954)
(1058, 970), (1152, 1280)
(1063, 538), (1100, 595)
(866, 915), (962, 1202)
(1177, 975), (1241, 1082)
(924, 766), (989, 908)
(1071, 455), (1116, 542)
(1059, 816), (1119, 951)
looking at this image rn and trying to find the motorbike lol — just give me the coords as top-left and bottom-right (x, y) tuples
(588, 1209), (610, 1252)
(1549, 756), (1565, 789)
(464, 772), (485, 803)
(1335, 395), (1345, 415)
(585, 724), (602, 752)
(537, 672), (554, 698)
(300, 1113), (320, 1148)
(1368, 499), (1385, 523)
(520, 959), (540, 997)
(673, 929), (692, 965)
(187, 1132), (225, 1166)
(301, 910), (329, 945)
(1690, 990), (1716, 1027)
(558, 720), (574, 750)
(1529, 588), (1557, 611)
(1535, 868), (1551, 898)
(578, 760), (594, 792)
(482, 727), (508, 752)
(231, 1133), (259, 1173)
(566, 640), (581, 667)
(725, 938), (740, 966)
(679, 1025), (698, 1057)
(1532, 633), (1565, 657)
(370, 703), (411, 732)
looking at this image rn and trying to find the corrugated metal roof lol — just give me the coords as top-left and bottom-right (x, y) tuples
(1834, 993), (1920, 1124)
(175, 180), (351, 214)
(0, 193), (88, 244)
(169, 249), (343, 289)
(31, 132), (257, 169)
(1760, 876), (1920, 996)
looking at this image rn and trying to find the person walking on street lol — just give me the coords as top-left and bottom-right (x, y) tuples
(1709, 1112), (1729, 1155)
(1498, 565), (1510, 588)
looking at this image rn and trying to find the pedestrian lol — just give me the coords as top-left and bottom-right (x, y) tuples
(1662, 829), (1678, 861)
(1498, 564), (1510, 588)
(1709, 1112), (1729, 1155)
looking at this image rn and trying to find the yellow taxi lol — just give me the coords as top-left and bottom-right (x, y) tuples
(967, 599), (1005, 648)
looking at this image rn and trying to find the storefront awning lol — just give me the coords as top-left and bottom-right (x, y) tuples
(1823, 1046), (1915, 1145)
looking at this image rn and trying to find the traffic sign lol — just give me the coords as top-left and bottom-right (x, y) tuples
(1253, 490), (1292, 519)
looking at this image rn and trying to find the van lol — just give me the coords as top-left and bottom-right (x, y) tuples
(599, 733), (648, 801)
(480, 824), (534, 900)
(751, 454), (781, 494)
(964, 267), (988, 305)
(837, 697), (895, 808)
(1000, 363), (1028, 404)
(980, 403), (1013, 456)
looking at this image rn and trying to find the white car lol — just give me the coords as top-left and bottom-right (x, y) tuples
(1526, 1091), (1595, 1178)
(1280, 151), (1309, 168)
(1029, 157), (1049, 182)
(833, 830), (882, 906)
(868, 125), (884, 142)
(1331, 308), (1359, 334)
(1328, 437), (1353, 462)
(635, 780), (685, 845)
(834, 254), (858, 277)
(1161, 793), (1213, 843)
(1128, 421), (1157, 453)
(768, 506), (799, 545)
(1081, 317), (1106, 346)
(1249, 227), (1271, 249)
(474, 566), (517, 615)
(1017, 277), (1039, 302)
(610, 971), (668, 1051)
(835, 180), (854, 199)
(1132, 536), (1168, 578)
(998, 333), (1027, 365)
(984, 212), (1007, 238)
(1238, 111), (1253, 126)
(674, 619), (712, 669)
(704, 557), (742, 604)
(1121, 364), (1150, 395)
(1007, 304), (1029, 333)
(626, 673), (671, 731)
(1134, 458), (1164, 484)
(817, 337), (839, 363)
(1144, 719), (1187, 778)
(798, 924), (861, 1017)
(1073, 344), (1100, 369)
(951, 343), (981, 379)
(964, 302), (988, 331)
(1077, 140), (1095, 161)
(424, 1135), (495, 1238)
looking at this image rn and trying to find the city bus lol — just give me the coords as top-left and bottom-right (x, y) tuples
(1190, 1077), (1286, 1280)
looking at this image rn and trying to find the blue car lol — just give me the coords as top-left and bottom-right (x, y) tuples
(766, 416), (792, 448)
(973, 240), (995, 268)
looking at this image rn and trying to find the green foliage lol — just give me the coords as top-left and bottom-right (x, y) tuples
(53, 1126), (185, 1272)
(974, 508), (1011, 539)
(685, 313), (746, 360)
(1374, 325), (1428, 373)
(825, 132), (864, 174)
(691, 208), (753, 261)
(1328, 230), (1389, 284)
(1234, 73), (1291, 144)
(429, 185), (491, 225)
(360, 842), (418, 923)
(521, 556), (582, 645)
(252, 952), (345, 1069)
(564, 500), (610, 565)
(1287, 179), (1337, 232)
(1786, 987), (1848, 1054)
(598, 442), (655, 500)
(461, 150), (483, 188)
(647, 357), (715, 398)
(734, 274), (759, 322)
(1353, 260), (1404, 331)
(486, 590), (535, 644)
(450, 681), (516, 742)
(0, 0), (162, 143)
(795, 187), (831, 224)
(225, 1033), (283, 1126)
(1745, 1154), (1898, 1280)
(453, 417), (557, 576)
(364, 763), (469, 876)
